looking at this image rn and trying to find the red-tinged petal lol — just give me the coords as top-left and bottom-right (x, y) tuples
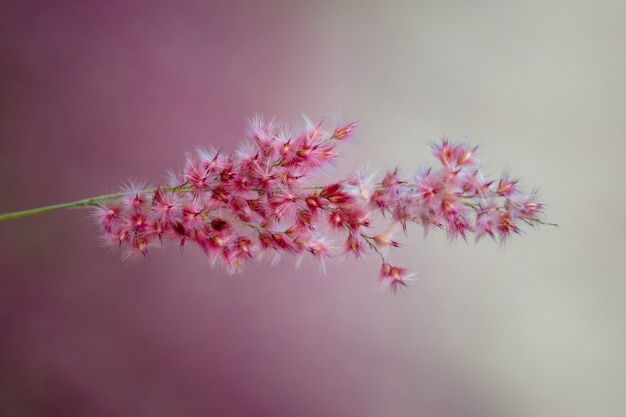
(93, 204), (122, 233)
(328, 210), (346, 229)
(129, 234), (151, 258)
(497, 212), (521, 241)
(381, 168), (403, 188)
(445, 213), (474, 241)
(522, 201), (543, 219)
(344, 207), (372, 231)
(196, 148), (227, 174)
(233, 236), (253, 259)
(271, 232), (299, 253)
(151, 189), (181, 223)
(416, 173), (441, 206)
(496, 174), (519, 197)
(247, 115), (278, 151)
(475, 201), (499, 241)
(372, 230), (400, 249)
(305, 194), (322, 211)
(432, 139), (454, 167)
(183, 162), (211, 191)
(379, 262), (414, 292)
(455, 144), (476, 166)
(319, 183), (341, 199)
(332, 121), (357, 141)
(320, 183), (353, 205)
(129, 212), (149, 232)
(344, 234), (365, 259)
(370, 189), (391, 211)
(308, 239), (331, 258)
(295, 209), (315, 229)
(210, 185), (231, 204)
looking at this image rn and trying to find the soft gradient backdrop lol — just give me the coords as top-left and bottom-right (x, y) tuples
(1, 1), (624, 416)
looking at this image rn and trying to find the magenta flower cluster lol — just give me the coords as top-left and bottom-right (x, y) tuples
(94, 116), (544, 291)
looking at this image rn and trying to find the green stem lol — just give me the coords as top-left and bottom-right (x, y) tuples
(0, 192), (125, 222)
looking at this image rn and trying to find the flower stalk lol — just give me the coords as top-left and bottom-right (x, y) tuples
(0, 194), (123, 221)
(0, 116), (552, 290)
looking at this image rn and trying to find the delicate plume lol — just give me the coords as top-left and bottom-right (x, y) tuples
(92, 116), (549, 289)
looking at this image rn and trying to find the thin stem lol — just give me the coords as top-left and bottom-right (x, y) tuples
(0, 183), (202, 222)
(0, 193), (124, 222)
(361, 233), (386, 262)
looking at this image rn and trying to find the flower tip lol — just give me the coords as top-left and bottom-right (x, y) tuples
(332, 121), (357, 141)
(379, 262), (415, 292)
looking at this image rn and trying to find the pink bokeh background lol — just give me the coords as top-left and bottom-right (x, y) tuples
(1, 1), (624, 416)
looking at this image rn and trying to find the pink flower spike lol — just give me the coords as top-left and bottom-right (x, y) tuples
(76, 114), (552, 289)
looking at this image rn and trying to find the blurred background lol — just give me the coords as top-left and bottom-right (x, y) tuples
(1, 0), (624, 416)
